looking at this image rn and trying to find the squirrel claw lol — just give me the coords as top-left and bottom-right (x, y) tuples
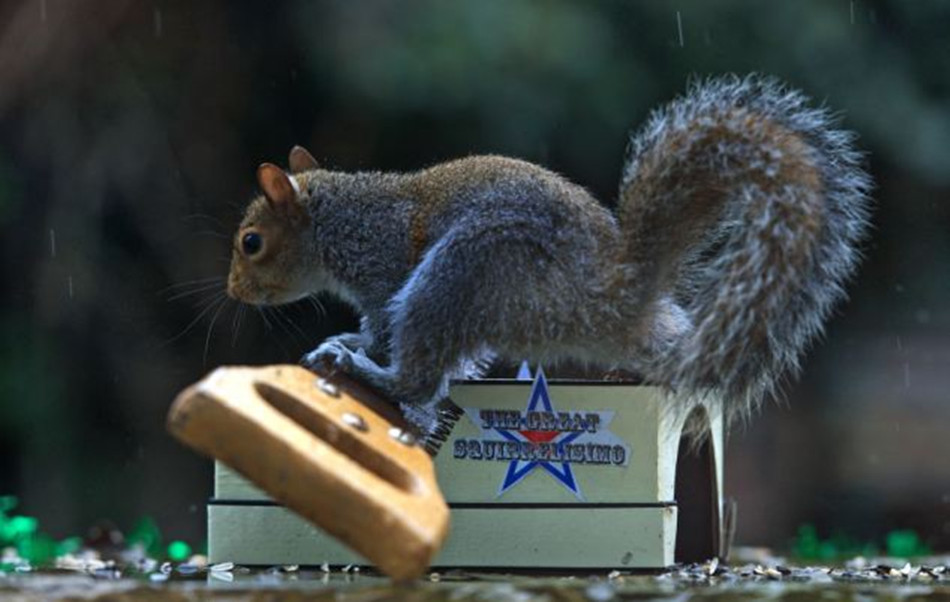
(303, 339), (392, 393)
(301, 339), (353, 373)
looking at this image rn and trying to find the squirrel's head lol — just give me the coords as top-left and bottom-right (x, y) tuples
(227, 146), (319, 305)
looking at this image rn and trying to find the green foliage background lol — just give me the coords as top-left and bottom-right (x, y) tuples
(0, 0), (948, 550)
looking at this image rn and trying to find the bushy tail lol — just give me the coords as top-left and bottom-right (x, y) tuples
(618, 75), (871, 422)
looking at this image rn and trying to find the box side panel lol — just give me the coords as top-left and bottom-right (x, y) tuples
(208, 504), (362, 566)
(215, 462), (271, 500)
(435, 506), (676, 569)
(208, 503), (675, 569)
(710, 401), (725, 516)
(437, 384), (665, 504)
(656, 397), (725, 503)
(215, 383), (692, 506)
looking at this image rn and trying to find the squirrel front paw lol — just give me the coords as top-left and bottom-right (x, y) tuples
(301, 339), (359, 373)
(302, 338), (395, 391)
(321, 331), (369, 352)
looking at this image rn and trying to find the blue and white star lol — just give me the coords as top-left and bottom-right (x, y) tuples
(462, 368), (630, 500)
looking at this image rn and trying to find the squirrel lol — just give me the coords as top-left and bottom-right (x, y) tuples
(226, 75), (871, 435)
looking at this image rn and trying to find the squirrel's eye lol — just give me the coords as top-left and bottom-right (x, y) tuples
(241, 232), (262, 256)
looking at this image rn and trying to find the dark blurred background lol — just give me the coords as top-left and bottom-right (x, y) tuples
(1, 0), (948, 553)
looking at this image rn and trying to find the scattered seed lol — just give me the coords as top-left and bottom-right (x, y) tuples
(210, 570), (234, 582)
(188, 555), (208, 570)
(586, 582), (615, 601)
(176, 563), (200, 575)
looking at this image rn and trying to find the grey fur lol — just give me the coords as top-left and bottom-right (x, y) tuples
(302, 161), (634, 433)
(292, 75), (870, 434)
(620, 74), (871, 422)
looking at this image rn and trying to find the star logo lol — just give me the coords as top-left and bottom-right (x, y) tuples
(495, 369), (584, 498)
(459, 369), (631, 500)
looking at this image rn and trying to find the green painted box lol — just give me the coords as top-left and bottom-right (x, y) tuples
(208, 371), (726, 569)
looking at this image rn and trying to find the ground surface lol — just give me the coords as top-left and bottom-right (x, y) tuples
(3, 559), (950, 602)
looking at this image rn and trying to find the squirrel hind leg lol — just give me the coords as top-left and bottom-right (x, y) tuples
(650, 295), (692, 351)
(622, 294), (693, 382)
(383, 228), (605, 405)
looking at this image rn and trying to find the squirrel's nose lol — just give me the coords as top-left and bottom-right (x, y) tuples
(226, 277), (240, 301)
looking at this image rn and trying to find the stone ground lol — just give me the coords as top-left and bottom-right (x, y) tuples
(4, 558), (950, 602)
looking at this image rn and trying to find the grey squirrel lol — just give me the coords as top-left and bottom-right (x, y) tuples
(226, 75), (871, 435)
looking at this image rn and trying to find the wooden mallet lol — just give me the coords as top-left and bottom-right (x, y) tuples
(166, 365), (449, 581)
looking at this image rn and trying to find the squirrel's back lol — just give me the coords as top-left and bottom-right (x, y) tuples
(404, 155), (620, 267)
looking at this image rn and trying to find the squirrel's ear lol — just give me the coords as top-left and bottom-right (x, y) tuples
(257, 163), (301, 210)
(288, 145), (319, 173)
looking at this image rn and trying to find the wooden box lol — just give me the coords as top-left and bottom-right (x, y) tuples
(207, 371), (726, 570)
